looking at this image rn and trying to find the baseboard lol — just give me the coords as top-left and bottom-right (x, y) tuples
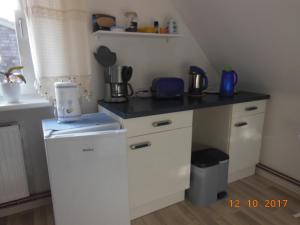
(0, 192), (51, 218)
(256, 167), (300, 195)
(228, 166), (256, 183)
(0, 197), (51, 218)
(130, 191), (185, 220)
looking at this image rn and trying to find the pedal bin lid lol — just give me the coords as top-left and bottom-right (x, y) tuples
(191, 148), (229, 168)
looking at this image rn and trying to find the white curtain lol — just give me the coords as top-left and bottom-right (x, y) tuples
(23, 0), (92, 99)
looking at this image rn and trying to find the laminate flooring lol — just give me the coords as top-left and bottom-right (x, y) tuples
(0, 175), (299, 225)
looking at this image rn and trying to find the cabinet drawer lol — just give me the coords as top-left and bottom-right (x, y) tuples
(228, 114), (265, 174)
(127, 127), (192, 208)
(232, 100), (266, 118)
(123, 111), (193, 137)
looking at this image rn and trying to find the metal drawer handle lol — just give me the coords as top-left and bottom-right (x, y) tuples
(245, 106), (258, 111)
(82, 148), (94, 152)
(235, 122), (248, 127)
(152, 120), (172, 127)
(130, 142), (151, 150)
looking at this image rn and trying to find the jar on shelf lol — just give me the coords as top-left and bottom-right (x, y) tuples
(125, 12), (138, 32)
(167, 19), (177, 34)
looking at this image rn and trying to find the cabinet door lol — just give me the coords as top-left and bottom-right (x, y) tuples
(128, 127), (192, 208)
(45, 130), (130, 225)
(228, 113), (265, 174)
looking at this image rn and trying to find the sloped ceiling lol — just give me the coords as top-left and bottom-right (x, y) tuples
(173, 0), (300, 180)
(172, 0), (300, 92)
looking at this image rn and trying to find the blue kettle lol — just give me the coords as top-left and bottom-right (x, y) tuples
(219, 67), (238, 97)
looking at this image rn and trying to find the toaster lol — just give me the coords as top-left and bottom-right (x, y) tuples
(151, 77), (184, 99)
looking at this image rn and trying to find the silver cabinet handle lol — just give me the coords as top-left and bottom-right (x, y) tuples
(152, 120), (172, 127)
(130, 142), (151, 150)
(235, 122), (248, 127)
(245, 106), (258, 111)
(82, 148), (94, 152)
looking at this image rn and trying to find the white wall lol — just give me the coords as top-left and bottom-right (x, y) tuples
(0, 107), (53, 194)
(172, 0), (300, 180)
(82, 0), (218, 112)
(0, 0), (217, 196)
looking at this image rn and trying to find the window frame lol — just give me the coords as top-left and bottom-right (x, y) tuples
(14, 3), (36, 95)
(0, 1), (36, 96)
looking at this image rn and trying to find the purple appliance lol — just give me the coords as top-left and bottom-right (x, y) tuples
(151, 77), (184, 99)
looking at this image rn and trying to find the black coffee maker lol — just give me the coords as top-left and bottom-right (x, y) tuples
(104, 65), (134, 103)
(94, 45), (134, 102)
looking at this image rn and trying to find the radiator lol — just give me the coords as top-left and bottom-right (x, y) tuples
(0, 124), (29, 204)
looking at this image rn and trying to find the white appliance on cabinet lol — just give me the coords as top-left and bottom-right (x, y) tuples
(42, 113), (130, 225)
(54, 82), (82, 123)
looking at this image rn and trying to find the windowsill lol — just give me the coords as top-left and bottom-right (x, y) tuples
(0, 95), (51, 112)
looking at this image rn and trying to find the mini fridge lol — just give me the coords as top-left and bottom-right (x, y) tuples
(42, 113), (130, 225)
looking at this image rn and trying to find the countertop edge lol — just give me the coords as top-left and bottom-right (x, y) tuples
(99, 92), (270, 119)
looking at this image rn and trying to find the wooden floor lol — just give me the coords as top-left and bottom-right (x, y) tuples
(0, 175), (299, 225)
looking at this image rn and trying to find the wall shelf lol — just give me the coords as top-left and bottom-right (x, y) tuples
(93, 30), (182, 40)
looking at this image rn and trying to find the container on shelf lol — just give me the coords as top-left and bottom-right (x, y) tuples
(167, 19), (177, 34)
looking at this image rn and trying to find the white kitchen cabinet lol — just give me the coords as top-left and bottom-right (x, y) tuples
(228, 100), (266, 182)
(100, 98), (268, 218)
(99, 108), (193, 219)
(193, 100), (267, 183)
(228, 113), (265, 175)
(128, 127), (192, 209)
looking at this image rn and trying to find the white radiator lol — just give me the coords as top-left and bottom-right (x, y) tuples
(0, 124), (29, 204)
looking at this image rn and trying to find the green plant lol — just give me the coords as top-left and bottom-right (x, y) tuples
(0, 66), (26, 83)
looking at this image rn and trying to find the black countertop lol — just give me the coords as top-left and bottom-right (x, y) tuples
(98, 91), (270, 119)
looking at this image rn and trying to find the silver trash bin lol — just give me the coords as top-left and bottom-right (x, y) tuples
(186, 148), (229, 206)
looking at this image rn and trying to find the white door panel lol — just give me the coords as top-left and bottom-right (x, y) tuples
(127, 127), (192, 208)
(45, 130), (130, 225)
(229, 114), (265, 174)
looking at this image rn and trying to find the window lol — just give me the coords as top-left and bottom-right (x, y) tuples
(0, 0), (35, 95)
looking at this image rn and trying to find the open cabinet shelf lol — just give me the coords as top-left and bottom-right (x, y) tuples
(93, 30), (182, 39)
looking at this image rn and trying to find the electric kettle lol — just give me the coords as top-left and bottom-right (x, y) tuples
(188, 66), (208, 96)
(219, 67), (238, 97)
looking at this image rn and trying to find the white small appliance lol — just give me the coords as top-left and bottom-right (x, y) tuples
(42, 113), (130, 225)
(54, 82), (81, 123)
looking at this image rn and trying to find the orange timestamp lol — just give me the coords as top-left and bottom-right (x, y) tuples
(228, 199), (288, 208)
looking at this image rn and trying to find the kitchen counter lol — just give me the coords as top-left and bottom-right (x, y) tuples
(98, 91), (270, 218)
(98, 91), (270, 119)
